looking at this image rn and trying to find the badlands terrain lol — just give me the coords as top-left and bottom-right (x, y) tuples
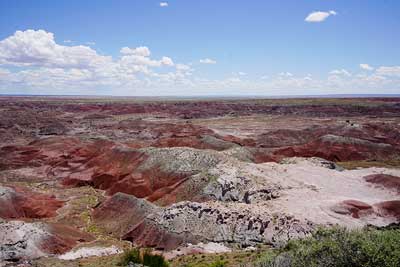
(0, 96), (400, 266)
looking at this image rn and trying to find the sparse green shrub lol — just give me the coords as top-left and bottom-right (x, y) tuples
(119, 248), (141, 266)
(118, 248), (170, 267)
(209, 259), (227, 267)
(255, 226), (400, 267)
(143, 250), (169, 267)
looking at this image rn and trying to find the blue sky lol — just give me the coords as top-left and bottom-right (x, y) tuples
(0, 0), (399, 95)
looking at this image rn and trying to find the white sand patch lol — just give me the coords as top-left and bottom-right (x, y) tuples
(188, 242), (232, 253)
(58, 245), (122, 260)
(241, 157), (400, 227)
(164, 242), (231, 259)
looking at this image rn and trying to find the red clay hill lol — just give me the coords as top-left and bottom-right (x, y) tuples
(1, 97), (400, 264)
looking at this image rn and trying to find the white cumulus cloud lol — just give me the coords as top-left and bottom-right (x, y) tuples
(119, 46), (174, 67)
(199, 58), (217, 64)
(330, 69), (351, 76)
(160, 56), (174, 66)
(0, 29), (399, 96)
(160, 2), (168, 7)
(0, 29), (111, 69)
(360, 63), (374, 71)
(120, 46), (151, 57)
(0, 29), (190, 93)
(279, 72), (293, 77)
(305, 10), (337, 23)
(376, 66), (400, 77)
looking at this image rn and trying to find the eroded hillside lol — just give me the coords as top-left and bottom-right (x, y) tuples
(0, 97), (400, 266)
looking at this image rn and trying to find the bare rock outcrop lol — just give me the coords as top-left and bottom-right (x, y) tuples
(148, 201), (313, 248)
(0, 221), (93, 262)
(93, 193), (313, 250)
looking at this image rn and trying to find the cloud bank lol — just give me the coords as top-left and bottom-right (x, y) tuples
(0, 30), (399, 96)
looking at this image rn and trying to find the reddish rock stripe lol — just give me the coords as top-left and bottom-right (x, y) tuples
(332, 199), (400, 220)
(364, 174), (400, 193)
(0, 185), (64, 219)
(331, 200), (373, 218)
(374, 200), (400, 219)
(40, 223), (94, 255)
